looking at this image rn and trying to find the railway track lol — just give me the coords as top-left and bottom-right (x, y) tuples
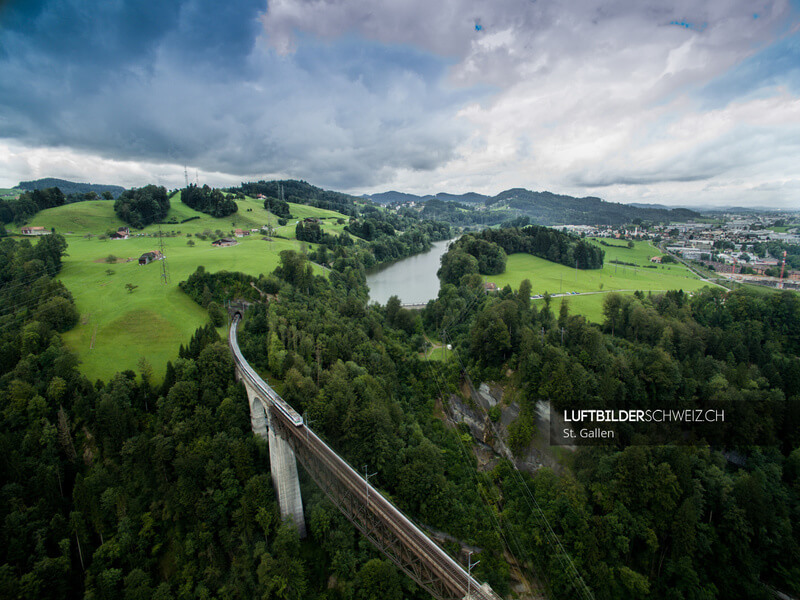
(230, 314), (501, 600)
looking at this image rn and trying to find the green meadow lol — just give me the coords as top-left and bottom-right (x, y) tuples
(17, 196), (348, 382)
(20, 194), (350, 237)
(1, 188), (21, 199)
(485, 239), (709, 323)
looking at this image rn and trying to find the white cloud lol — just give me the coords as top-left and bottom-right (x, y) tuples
(2, 0), (799, 207)
(320, 0), (799, 207)
(0, 140), (253, 189)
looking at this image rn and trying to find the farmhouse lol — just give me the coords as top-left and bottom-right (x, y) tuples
(110, 227), (130, 240)
(21, 226), (51, 236)
(234, 229), (250, 238)
(138, 250), (164, 265)
(483, 282), (498, 293)
(212, 238), (237, 247)
(650, 256), (662, 263)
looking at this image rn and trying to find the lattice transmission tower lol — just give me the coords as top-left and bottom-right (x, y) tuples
(158, 224), (170, 284)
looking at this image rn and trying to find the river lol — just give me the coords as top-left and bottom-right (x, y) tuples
(366, 238), (455, 305)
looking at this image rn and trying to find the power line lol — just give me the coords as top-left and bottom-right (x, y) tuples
(420, 300), (532, 589)
(421, 352), (529, 588)
(442, 329), (595, 600)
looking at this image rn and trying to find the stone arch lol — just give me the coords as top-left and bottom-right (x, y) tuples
(247, 391), (269, 440)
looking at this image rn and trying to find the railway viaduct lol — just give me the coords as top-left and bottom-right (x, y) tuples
(229, 314), (503, 600)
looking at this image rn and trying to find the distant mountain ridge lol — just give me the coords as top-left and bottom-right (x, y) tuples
(18, 178), (126, 198)
(432, 192), (489, 205)
(365, 191), (434, 204)
(367, 186), (699, 225)
(488, 188), (699, 225)
(365, 190), (489, 205)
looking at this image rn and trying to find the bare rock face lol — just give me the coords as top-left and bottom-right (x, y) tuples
(443, 378), (574, 474)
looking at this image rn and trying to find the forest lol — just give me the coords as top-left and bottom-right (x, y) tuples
(237, 180), (358, 216)
(1, 226), (798, 599)
(180, 185), (238, 218)
(17, 179), (124, 199)
(468, 225), (605, 270)
(113, 185), (170, 228)
(438, 226), (604, 286)
(298, 207), (451, 269)
(485, 189), (700, 226)
(421, 278), (800, 599)
(0, 236), (436, 599)
(263, 196), (292, 219)
(0, 187), (67, 225)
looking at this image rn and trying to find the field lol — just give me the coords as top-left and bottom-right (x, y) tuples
(17, 196), (349, 382)
(486, 239), (711, 323)
(18, 194), (350, 237)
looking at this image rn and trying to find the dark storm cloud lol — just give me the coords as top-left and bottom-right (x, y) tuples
(1, 0), (798, 204)
(0, 0), (472, 189)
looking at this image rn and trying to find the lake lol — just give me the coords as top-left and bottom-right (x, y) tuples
(366, 238), (454, 305)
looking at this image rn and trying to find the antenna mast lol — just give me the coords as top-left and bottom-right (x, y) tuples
(184, 166), (189, 188)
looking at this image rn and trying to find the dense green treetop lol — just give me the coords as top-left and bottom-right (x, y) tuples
(180, 184), (237, 218)
(113, 185), (169, 228)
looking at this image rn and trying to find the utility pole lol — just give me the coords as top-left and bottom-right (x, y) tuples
(467, 551), (480, 600)
(363, 465), (377, 504)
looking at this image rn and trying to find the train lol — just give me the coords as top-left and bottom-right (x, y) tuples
(229, 313), (304, 427)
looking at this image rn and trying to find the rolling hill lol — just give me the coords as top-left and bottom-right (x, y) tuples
(22, 195), (350, 382)
(367, 186), (699, 225)
(487, 188), (699, 225)
(18, 177), (126, 198)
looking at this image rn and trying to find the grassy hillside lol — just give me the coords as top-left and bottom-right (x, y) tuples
(20, 200), (127, 233)
(24, 195), (350, 382)
(15, 193), (351, 237)
(484, 240), (709, 323)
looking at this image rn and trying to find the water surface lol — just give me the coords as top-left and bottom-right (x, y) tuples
(366, 238), (454, 305)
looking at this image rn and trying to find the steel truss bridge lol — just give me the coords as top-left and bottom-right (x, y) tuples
(229, 314), (502, 600)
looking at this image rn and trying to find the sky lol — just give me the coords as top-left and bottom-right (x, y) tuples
(1, 0), (800, 208)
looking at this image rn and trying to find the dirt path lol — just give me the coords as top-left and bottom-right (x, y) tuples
(422, 334), (446, 359)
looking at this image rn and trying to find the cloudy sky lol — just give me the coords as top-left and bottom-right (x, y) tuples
(1, 0), (799, 207)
